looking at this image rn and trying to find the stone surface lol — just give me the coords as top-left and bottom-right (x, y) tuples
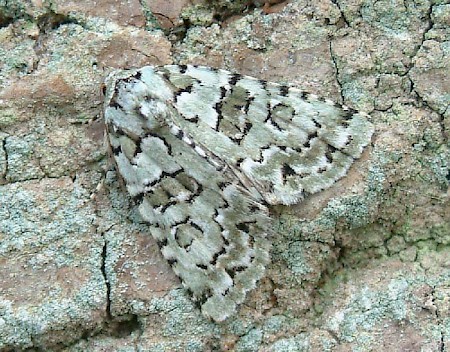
(0, 0), (448, 351)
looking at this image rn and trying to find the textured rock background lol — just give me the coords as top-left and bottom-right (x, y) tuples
(0, 0), (448, 351)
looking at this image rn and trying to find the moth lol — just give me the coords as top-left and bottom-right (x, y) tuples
(104, 65), (374, 322)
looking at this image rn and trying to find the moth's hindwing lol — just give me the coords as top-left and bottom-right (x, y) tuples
(104, 65), (374, 321)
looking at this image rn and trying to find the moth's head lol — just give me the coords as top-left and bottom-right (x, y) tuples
(104, 66), (174, 135)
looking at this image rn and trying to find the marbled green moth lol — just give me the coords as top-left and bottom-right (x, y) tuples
(104, 65), (373, 321)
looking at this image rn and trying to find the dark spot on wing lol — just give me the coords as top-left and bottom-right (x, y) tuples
(325, 144), (337, 162)
(229, 73), (242, 86)
(279, 85), (289, 96)
(236, 222), (250, 233)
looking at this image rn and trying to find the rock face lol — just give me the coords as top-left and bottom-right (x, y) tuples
(0, 1), (448, 351)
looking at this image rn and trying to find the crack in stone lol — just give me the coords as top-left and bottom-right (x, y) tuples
(430, 285), (446, 352)
(1, 137), (8, 180)
(330, 0), (350, 27)
(100, 238), (112, 320)
(329, 41), (346, 105)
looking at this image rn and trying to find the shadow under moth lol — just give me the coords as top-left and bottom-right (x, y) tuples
(104, 65), (374, 322)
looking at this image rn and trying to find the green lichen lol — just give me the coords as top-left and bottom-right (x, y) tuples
(0, 26), (37, 83)
(0, 0), (28, 23)
(180, 4), (214, 26)
(269, 333), (310, 352)
(139, 0), (164, 30)
(276, 241), (315, 276)
(0, 266), (105, 350)
(263, 315), (287, 333)
(0, 106), (20, 128)
(235, 328), (263, 352)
